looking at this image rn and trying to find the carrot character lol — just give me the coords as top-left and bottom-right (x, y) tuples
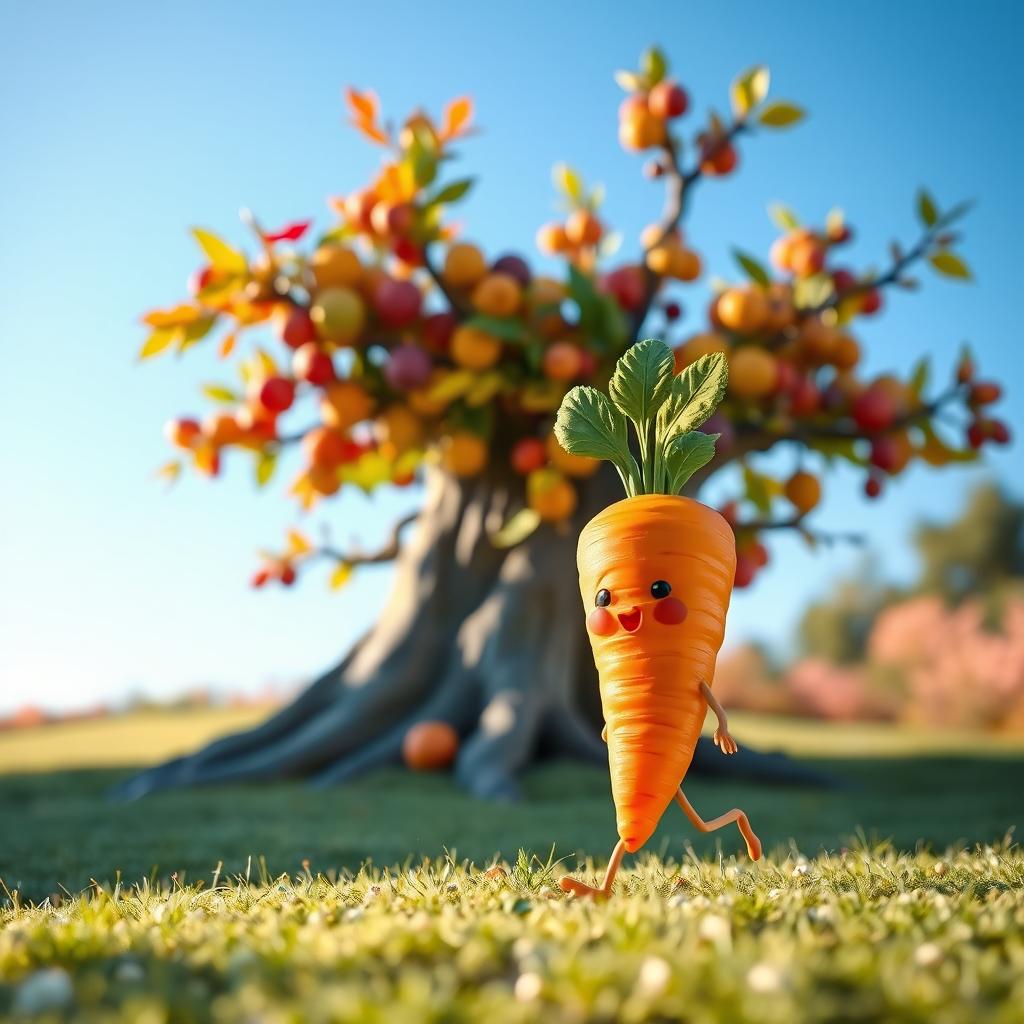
(554, 339), (761, 899)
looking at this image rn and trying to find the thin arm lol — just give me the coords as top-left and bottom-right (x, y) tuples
(700, 680), (738, 755)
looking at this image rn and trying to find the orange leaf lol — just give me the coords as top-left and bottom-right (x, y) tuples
(143, 304), (203, 329)
(351, 115), (391, 146)
(345, 86), (378, 122)
(441, 96), (473, 142)
(218, 331), (237, 358)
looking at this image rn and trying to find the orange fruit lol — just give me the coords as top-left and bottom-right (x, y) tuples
(543, 341), (583, 382)
(536, 222), (570, 254)
(728, 348), (778, 399)
(717, 287), (770, 334)
(164, 418), (201, 450)
(377, 405), (424, 452)
(402, 721), (459, 771)
(308, 465), (342, 496)
(321, 381), (374, 431)
(674, 332), (729, 373)
(202, 412), (244, 447)
(440, 431), (488, 477)
(443, 243), (487, 289)
(784, 470), (822, 514)
(527, 468), (577, 522)
(565, 209), (603, 247)
(669, 247), (702, 281)
(471, 273), (522, 317)
(546, 433), (600, 478)
(310, 245), (363, 290)
(796, 318), (838, 364)
(302, 426), (349, 468)
(831, 334), (861, 371)
(619, 110), (667, 151)
(528, 276), (567, 310)
(451, 325), (502, 370)
(764, 283), (795, 333)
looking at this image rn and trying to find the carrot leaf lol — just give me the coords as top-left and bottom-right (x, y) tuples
(665, 431), (719, 493)
(554, 386), (639, 496)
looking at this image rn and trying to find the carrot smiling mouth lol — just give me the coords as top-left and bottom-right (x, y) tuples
(617, 607), (642, 632)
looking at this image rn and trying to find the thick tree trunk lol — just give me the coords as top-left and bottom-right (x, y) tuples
(115, 465), (825, 802)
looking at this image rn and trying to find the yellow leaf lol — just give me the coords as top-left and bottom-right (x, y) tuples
(255, 452), (277, 487)
(143, 304), (203, 329)
(929, 250), (972, 280)
(758, 102), (805, 128)
(139, 327), (180, 360)
(329, 562), (353, 590)
(340, 452), (393, 492)
(466, 372), (505, 408)
(553, 163), (583, 204)
(154, 460), (182, 485)
(351, 116), (391, 146)
(286, 528), (313, 557)
(730, 65), (770, 119)
(393, 448), (424, 478)
(441, 96), (473, 141)
(202, 383), (239, 404)
(490, 508), (541, 549)
(428, 369), (476, 403)
(255, 347), (278, 377)
(191, 227), (248, 274)
(289, 473), (317, 511)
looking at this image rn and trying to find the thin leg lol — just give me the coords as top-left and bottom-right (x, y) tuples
(674, 788), (762, 861)
(559, 839), (627, 900)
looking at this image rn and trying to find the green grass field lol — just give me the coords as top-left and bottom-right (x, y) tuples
(1, 708), (1022, 1020)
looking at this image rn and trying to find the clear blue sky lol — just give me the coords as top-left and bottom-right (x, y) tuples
(1, 0), (1021, 714)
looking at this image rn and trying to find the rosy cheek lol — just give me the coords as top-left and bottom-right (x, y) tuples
(653, 597), (688, 625)
(587, 608), (617, 636)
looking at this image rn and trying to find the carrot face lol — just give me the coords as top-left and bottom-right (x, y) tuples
(578, 494), (735, 852)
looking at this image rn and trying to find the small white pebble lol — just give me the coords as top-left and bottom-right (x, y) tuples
(306, 911), (324, 927)
(933, 862), (948, 877)
(638, 956), (671, 996)
(512, 937), (535, 960)
(514, 972), (543, 1002)
(768, 888), (782, 900)
(915, 942), (943, 968)
(343, 907), (364, 922)
(14, 968), (74, 1014)
(746, 963), (782, 994)
(698, 914), (731, 944)
(792, 863), (809, 878)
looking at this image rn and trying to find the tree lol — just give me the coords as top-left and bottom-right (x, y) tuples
(120, 48), (1010, 800)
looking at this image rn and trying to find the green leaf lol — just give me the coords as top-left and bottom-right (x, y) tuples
(608, 339), (675, 428)
(202, 383), (240, 404)
(742, 465), (773, 516)
(768, 203), (801, 231)
(929, 250), (972, 280)
(656, 352), (729, 443)
(665, 431), (718, 494)
(554, 386), (639, 496)
(730, 65), (770, 118)
(732, 248), (771, 287)
(909, 356), (930, 398)
(917, 188), (938, 227)
(191, 228), (247, 274)
(430, 178), (475, 205)
(463, 315), (530, 343)
(255, 451), (277, 487)
(757, 102), (804, 128)
(809, 438), (866, 467)
(641, 47), (668, 86)
(490, 508), (542, 549)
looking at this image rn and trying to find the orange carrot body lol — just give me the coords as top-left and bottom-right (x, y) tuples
(578, 494), (736, 852)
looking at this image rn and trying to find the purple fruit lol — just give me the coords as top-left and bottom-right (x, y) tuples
(386, 344), (433, 391)
(491, 253), (531, 288)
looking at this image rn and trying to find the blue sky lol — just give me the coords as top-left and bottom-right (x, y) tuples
(1, 0), (1021, 714)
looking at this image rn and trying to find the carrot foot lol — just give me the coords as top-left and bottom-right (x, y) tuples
(739, 820), (762, 861)
(559, 875), (612, 900)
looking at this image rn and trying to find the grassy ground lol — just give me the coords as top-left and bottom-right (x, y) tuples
(1, 709), (1022, 1020)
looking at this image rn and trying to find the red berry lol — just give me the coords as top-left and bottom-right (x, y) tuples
(859, 288), (882, 316)
(373, 278), (422, 328)
(280, 565), (297, 586)
(599, 265), (646, 312)
(511, 437), (547, 475)
(250, 568), (270, 588)
(392, 237), (423, 267)
(422, 312), (457, 355)
(852, 387), (897, 432)
(990, 419), (1011, 445)
(292, 343), (335, 386)
(663, 301), (681, 321)
(790, 376), (821, 417)
(831, 268), (857, 293)
(648, 80), (689, 119)
(258, 376), (295, 414)
(967, 420), (987, 449)
(280, 306), (317, 349)
(864, 476), (882, 499)
(969, 381), (1002, 406)
(386, 344), (433, 391)
(733, 553), (757, 588)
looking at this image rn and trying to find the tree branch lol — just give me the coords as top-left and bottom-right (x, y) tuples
(316, 511), (418, 567)
(735, 514), (866, 546)
(630, 121), (748, 340)
(422, 243), (471, 320)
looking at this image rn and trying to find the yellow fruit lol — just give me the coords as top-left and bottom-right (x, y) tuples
(728, 347), (778, 399)
(546, 433), (599, 478)
(440, 432), (488, 477)
(717, 287), (771, 334)
(321, 381), (374, 431)
(310, 245), (363, 290)
(471, 273), (522, 317)
(831, 334), (861, 371)
(674, 332), (729, 373)
(408, 370), (450, 417)
(784, 470), (822, 514)
(528, 276), (566, 310)
(310, 287), (366, 345)
(378, 405), (424, 452)
(451, 325), (502, 370)
(669, 247), (702, 281)
(443, 243), (487, 289)
(528, 469), (577, 522)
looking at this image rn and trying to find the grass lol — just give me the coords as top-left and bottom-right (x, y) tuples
(1, 708), (1022, 1020)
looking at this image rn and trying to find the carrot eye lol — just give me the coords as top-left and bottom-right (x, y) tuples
(595, 589), (611, 607)
(650, 580), (672, 599)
